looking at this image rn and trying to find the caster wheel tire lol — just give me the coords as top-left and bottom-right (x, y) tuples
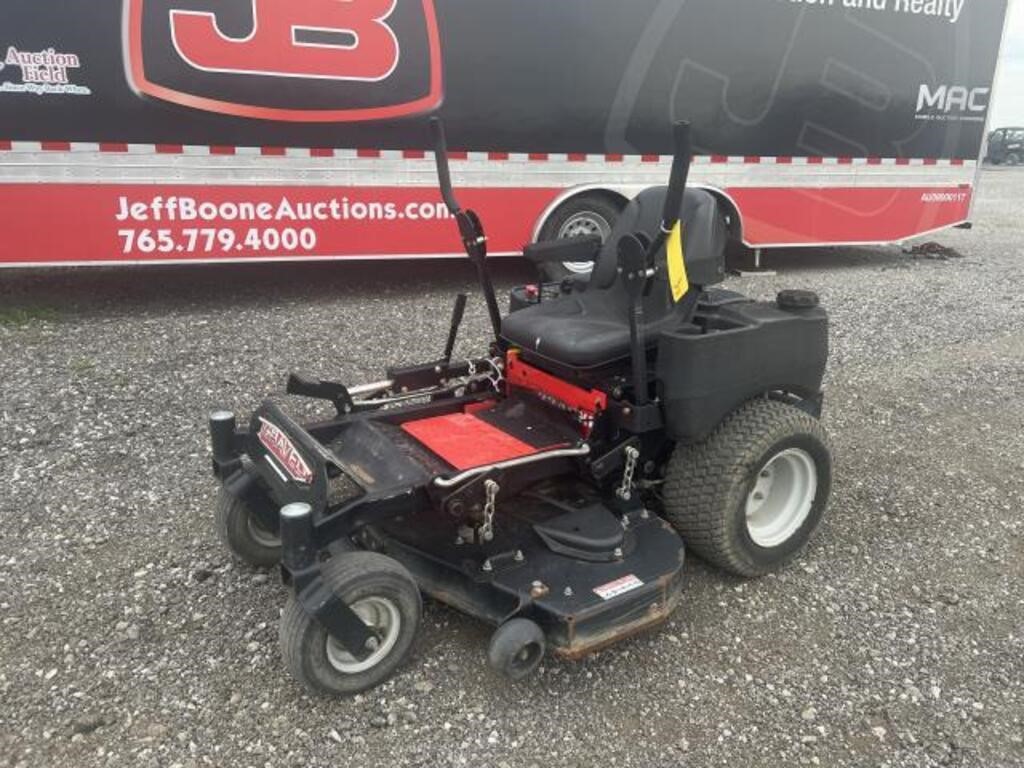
(488, 618), (546, 681)
(663, 398), (833, 578)
(279, 552), (421, 696)
(214, 487), (281, 568)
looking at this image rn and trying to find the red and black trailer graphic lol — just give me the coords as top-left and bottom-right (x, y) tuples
(0, 0), (1011, 266)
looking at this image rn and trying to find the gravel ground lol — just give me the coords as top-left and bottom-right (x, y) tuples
(1, 168), (1023, 768)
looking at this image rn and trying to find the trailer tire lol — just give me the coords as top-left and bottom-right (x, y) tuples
(662, 398), (832, 578)
(280, 552), (421, 697)
(536, 194), (623, 281)
(214, 487), (281, 568)
(1006, 152), (1022, 167)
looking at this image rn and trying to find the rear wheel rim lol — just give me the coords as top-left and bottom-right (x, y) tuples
(325, 596), (402, 674)
(557, 211), (612, 274)
(745, 448), (818, 548)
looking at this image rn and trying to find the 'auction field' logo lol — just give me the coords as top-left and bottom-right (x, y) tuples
(123, 0), (443, 122)
(1, 46), (91, 96)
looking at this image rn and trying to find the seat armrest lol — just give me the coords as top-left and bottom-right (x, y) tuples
(523, 235), (602, 265)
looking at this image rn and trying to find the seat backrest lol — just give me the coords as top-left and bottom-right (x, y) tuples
(589, 187), (727, 323)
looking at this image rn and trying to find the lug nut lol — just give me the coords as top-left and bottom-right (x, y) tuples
(563, 586), (574, 597)
(613, 547), (624, 559)
(482, 559), (493, 573)
(514, 550), (525, 562)
(365, 636), (380, 652)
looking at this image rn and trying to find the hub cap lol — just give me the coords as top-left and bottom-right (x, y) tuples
(247, 516), (282, 549)
(745, 448), (818, 548)
(325, 597), (402, 674)
(557, 211), (612, 274)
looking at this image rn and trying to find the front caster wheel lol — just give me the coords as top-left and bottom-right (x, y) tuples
(214, 487), (281, 567)
(663, 398), (833, 578)
(279, 552), (421, 696)
(488, 618), (546, 681)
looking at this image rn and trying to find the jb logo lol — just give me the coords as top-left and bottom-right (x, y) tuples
(124, 0), (443, 122)
(170, 0), (400, 82)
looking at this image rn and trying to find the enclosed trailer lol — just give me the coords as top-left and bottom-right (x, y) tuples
(0, 0), (1011, 267)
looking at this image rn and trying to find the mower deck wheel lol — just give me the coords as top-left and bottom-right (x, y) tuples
(279, 552), (421, 696)
(662, 398), (832, 578)
(488, 618), (546, 681)
(214, 487), (281, 568)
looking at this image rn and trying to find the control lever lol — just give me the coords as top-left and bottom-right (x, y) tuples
(443, 293), (468, 364)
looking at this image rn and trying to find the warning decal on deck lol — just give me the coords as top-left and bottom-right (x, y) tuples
(593, 574), (644, 601)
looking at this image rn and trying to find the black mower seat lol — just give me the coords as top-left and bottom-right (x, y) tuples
(502, 188), (726, 369)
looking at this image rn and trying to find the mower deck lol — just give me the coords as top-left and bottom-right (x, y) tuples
(366, 492), (685, 659)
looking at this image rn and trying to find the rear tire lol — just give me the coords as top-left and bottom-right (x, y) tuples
(214, 487), (281, 568)
(536, 194), (623, 282)
(279, 552), (421, 696)
(662, 398), (833, 578)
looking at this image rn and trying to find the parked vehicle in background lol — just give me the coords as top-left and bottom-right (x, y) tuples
(987, 128), (1024, 166)
(0, 0), (1012, 269)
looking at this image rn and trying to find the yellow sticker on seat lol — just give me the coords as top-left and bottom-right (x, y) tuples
(667, 221), (688, 302)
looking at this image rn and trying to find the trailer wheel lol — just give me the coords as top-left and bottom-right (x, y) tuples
(279, 552), (421, 696)
(662, 399), (832, 578)
(214, 487), (281, 568)
(488, 618), (546, 681)
(537, 194), (623, 281)
(1006, 152), (1022, 167)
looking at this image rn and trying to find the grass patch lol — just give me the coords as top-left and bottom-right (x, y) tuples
(0, 306), (61, 327)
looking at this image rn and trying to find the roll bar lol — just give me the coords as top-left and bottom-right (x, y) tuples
(430, 118), (462, 215)
(646, 121), (693, 261)
(429, 117), (503, 341)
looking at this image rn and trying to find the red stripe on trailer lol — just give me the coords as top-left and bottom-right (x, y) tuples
(951, 158), (965, 166)
(807, 157), (824, 165)
(261, 147), (286, 157)
(731, 186), (973, 247)
(0, 182), (977, 266)
(605, 153), (624, 162)
(923, 158), (938, 166)
(357, 148), (381, 158)
(775, 156), (793, 164)
(837, 157), (853, 165)
(895, 158), (911, 166)
(568, 153), (587, 162)
(488, 151), (509, 161)
(529, 153), (549, 161)
(448, 151), (469, 160)
(0, 140), (10, 151)
(100, 143), (129, 153)
(867, 157), (883, 165)
(744, 156), (761, 164)
(42, 141), (72, 152)
(403, 149), (426, 159)
(155, 144), (184, 154)
(210, 145), (236, 156)
(710, 155), (728, 164)
(310, 148), (335, 158)
(641, 154), (660, 163)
